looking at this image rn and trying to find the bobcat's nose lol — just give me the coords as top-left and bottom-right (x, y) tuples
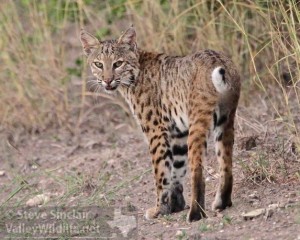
(103, 77), (114, 85)
(102, 76), (117, 91)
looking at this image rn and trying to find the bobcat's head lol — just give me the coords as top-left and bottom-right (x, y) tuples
(80, 27), (140, 92)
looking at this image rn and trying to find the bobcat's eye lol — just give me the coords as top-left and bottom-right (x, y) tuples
(94, 62), (103, 69)
(113, 61), (123, 69)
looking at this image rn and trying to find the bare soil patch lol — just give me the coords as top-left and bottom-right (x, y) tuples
(0, 96), (299, 240)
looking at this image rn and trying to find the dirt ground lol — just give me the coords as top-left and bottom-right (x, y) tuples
(0, 92), (300, 240)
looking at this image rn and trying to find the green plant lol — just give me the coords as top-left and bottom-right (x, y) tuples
(176, 230), (187, 240)
(222, 214), (232, 225)
(199, 221), (211, 232)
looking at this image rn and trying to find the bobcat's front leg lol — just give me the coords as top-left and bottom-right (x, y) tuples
(144, 126), (185, 219)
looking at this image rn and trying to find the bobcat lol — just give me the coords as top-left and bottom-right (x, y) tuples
(80, 27), (240, 222)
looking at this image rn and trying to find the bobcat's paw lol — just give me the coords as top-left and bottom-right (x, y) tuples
(170, 184), (186, 213)
(212, 197), (232, 211)
(186, 203), (207, 223)
(145, 207), (160, 220)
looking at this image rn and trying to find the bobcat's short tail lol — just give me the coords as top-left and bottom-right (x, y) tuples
(211, 66), (230, 94)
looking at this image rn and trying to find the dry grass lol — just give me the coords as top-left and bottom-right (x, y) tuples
(0, 1), (299, 159)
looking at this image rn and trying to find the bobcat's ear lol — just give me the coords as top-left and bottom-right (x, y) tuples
(117, 26), (136, 49)
(80, 29), (100, 56)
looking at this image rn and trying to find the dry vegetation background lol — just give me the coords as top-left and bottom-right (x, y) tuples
(1, 0), (299, 135)
(0, 0), (300, 239)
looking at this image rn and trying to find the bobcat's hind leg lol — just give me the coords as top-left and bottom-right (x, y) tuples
(212, 106), (236, 211)
(186, 97), (215, 222)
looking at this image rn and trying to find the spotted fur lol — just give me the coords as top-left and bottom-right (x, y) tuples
(80, 27), (241, 222)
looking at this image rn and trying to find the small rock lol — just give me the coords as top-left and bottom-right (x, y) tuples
(289, 192), (296, 198)
(249, 192), (259, 199)
(99, 194), (105, 199)
(278, 203), (286, 208)
(241, 136), (258, 151)
(26, 194), (49, 207)
(175, 230), (183, 237)
(125, 196), (131, 202)
(242, 208), (266, 220)
(268, 203), (279, 209)
(0, 170), (5, 176)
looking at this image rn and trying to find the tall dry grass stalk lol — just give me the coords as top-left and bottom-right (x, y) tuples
(0, 1), (74, 131)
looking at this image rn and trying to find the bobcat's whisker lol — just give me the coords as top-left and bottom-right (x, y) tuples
(86, 80), (97, 85)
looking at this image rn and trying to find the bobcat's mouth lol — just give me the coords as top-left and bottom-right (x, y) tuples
(101, 80), (119, 91)
(105, 85), (118, 91)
